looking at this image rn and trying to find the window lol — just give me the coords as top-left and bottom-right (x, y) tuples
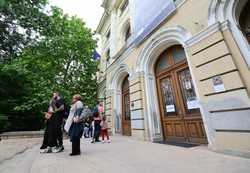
(125, 25), (131, 41)
(106, 49), (111, 67)
(106, 30), (111, 40)
(120, 0), (128, 14)
(239, 1), (250, 44)
(155, 45), (186, 74)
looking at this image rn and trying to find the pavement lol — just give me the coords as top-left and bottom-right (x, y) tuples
(0, 136), (250, 173)
(0, 138), (41, 163)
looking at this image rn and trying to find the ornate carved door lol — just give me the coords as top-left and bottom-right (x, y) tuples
(156, 45), (207, 144)
(122, 76), (131, 136)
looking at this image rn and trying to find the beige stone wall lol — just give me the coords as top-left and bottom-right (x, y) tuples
(186, 26), (250, 157)
(98, 0), (250, 157)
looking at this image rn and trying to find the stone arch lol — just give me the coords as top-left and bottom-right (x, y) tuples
(208, 0), (250, 67)
(135, 26), (194, 141)
(108, 64), (131, 134)
(136, 26), (191, 74)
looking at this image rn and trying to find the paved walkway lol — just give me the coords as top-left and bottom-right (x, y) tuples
(0, 136), (250, 173)
(0, 138), (41, 163)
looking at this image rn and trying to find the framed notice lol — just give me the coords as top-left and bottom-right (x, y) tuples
(187, 99), (199, 110)
(166, 104), (175, 112)
(212, 76), (225, 92)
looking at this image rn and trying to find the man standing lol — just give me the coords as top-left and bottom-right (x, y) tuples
(52, 91), (65, 152)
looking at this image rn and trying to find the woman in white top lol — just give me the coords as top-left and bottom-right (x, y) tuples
(64, 94), (84, 156)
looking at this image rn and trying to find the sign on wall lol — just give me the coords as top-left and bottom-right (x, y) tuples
(212, 76), (225, 92)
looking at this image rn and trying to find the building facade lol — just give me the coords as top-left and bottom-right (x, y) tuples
(96, 0), (250, 158)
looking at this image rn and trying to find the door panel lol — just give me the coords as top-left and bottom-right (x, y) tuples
(122, 76), (131, 136)
(159, 76), (178, 116)
(155, 46), (207, 144)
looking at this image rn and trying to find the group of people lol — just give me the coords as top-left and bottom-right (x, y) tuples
(40, 91), (110, 156)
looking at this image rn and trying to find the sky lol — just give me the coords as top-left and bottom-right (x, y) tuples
(49, 0), (104, 32)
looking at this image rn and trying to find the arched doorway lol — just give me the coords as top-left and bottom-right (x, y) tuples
(155, 45), (207, 144)
(121, 75), (131, 136)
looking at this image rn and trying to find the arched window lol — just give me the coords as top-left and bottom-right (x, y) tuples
(155, 45), (186, 74)
(239, 1), (250, 44)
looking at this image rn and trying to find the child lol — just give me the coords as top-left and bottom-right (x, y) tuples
(100, 116), (110, 143)
(83, 118), (90, 138)
(91, 109), (101, 143)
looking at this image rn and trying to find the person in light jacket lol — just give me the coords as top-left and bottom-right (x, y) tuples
(65, 94), (84, 156)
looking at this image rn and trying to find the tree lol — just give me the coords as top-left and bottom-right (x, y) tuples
(21, 7), (98, 105)
(0, 65), (44, 131)
(0, 7), (98, 131)
(0, 0), (49, 62)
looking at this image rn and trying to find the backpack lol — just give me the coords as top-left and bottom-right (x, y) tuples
(63, 103), (70, 119)
(81, 107), (93, 119)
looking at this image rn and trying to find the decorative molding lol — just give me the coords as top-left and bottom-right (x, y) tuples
(185, 22), (227, 47)
(191, 39), (224, 56)
(204, 87), (246, 96)
(136, 26), (192, 73)
(210, 107), (250, 113)
(208, 0), (250, 68)
(129, 81), (141, 88)
(195, 53), (231, 68)
(134, 26), (192, 142)
(200, 69), (238, 82)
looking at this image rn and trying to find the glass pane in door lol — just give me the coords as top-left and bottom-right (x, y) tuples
(178, 69), (199, 111)
(124, 94), (131, 120)
(160, 77), (176, 116)
(172, 47), (186, 64)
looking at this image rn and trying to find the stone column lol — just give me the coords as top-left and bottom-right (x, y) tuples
(129, 72), (154, 141)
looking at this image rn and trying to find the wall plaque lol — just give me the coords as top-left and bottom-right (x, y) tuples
(212, 76), (225, 92)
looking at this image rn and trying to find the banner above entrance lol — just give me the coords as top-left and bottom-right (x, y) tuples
(131, 0), (176, 46)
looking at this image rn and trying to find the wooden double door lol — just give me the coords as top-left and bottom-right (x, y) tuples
(155, 46), (207, 144)
(121, 76), (131, 136)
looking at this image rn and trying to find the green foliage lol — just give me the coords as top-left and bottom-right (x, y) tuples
(0, 0), (49, 62)
(0, 5), (98, 132)
(0, 65), (44, 131)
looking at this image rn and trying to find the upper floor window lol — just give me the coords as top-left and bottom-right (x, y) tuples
(125, 24), (131, 41)
(120, 0), (129, 15)
(239, 1), (250, 44)
(106, 29), (111, 40)
(106, 49), (111, 67)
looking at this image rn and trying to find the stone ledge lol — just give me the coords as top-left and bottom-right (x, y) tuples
(0, 131), (44, 140)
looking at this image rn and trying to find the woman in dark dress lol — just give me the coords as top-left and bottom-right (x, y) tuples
(40, 95), (57, 153)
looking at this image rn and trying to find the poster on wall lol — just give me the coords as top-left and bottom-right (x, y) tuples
(212, 76), (225, 92)
(166, 104), (175, 112)
(187, 99), (199, 110)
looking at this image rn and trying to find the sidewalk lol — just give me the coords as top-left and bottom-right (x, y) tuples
(0, 136), (250, 173)
(0, 138), (41, 163)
